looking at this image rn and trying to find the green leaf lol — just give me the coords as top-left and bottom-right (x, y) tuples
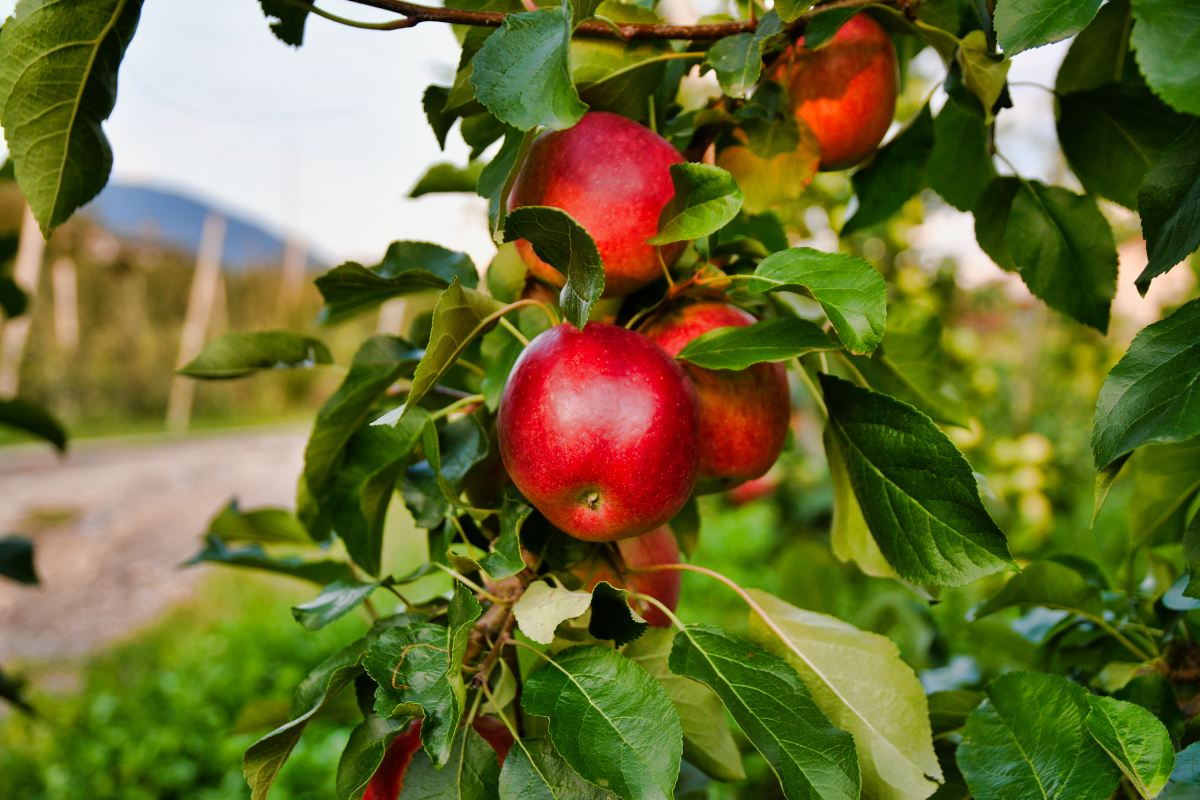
(751, 247), (887, 355)
(244, 640), (365, 800)
(424, 84), (457, 150)
(316, 242), (478, 325)
(512, 580), (593, 645)
(423, 413), (491, 505)
(824, 427), (898, 579)
(407, 280), (505, 414)
(669, 625), (860, 800)
(503, 206), (603, 329)
(928, 93), (996, 212)
(705, 11), (784, 99)
(587, 581), (648, 647)
(1130, 0), (1200, 115)
(478, 126), (528, 239)
(402, 727), (502, 799)
(178, 331), (332, 379)
(1186, 510), (1200, 598)
(291, 580), (379, 631)
(522, 645), (683, 800)
(1092, 298), (1200, 469)
(775, 0), (817, 24)
(973, 177), (1020, 271)
(801, 7), (858, 46)
(1136, 123), (1200, 292)
(334, 716), (413, 800)
(411, 161), (486, 197)
(821, 374), (1012, 586)
(0, 664), (34, 715)
(650, 163), (745, 245)
(843, 105), (934, 235)
(471, 0), (587, 131)
(624, 628), (745, 784)
(1161, 742), (1200, 798)
(304, 336), (423, 499)
(746, 590), (943, 800)
(994, 0), (1102, 55)
(1005, 180), (1117, 332)
(1055, 0), (1133, 94)
(1131, 437), (1200, 548)
(499, 737), (617, 800)
(1085, 695), (1175, 799)
(958, 671), (1121, 800)
(206, 501), (310, 545)
(480, 494), (532, 579)
(675, 317), (836, 370)
(0, 535), (37, 585)
(975, 560), (1103, 618)
(0, 0), (144, 233)
(0, 397), (66, 452)
(956, 31), (1011, 115)
(927, 690), (984, 736)
(257, 0), (307, 46)
(183, 534), (356, 586)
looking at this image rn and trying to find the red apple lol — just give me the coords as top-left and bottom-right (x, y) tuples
(507, 111), (686, 297)
(726, 473), (780, 507)
(779, 13), (898, 170)
(642, 302), (790, 492)
(363, 720), (423, 800)
(472, 714), (515, 763)
(497, 323), (700, 541)
(574, 525), (682, 627)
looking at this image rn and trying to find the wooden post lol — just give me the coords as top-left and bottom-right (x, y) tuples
(50, 256), (79, 358)
(0, 203), (46, 396)
(278, 234), (307, 319)
(166, 213), (226, 432)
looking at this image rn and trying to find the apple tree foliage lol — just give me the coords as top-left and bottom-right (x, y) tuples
(2, 0), (1200, 797)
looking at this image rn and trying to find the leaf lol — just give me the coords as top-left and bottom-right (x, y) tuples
(178, 331), (332, 379)
(1130, 0), (1200, 116)
(843, 105), (934, 235)
(401, 727), (502, 799)
(1136, 123), (1200, 292)
(183, 534), (356, 586)
(624, 628), (744, 783)
(0, 0), (144, 232)
(675, 317), (837, 370)
(746, 590), (943, 800)
(411, 161), (486, 197)
(975, 560), (1103, 619)
(1092, 298), (1200, 469)
(424, 84), (457, 150)
(316, 242), (478, 325)
(751, 247), (887, 355)
(957, 671), (1121, 800)
(669, 625), (860, 800)
(927, 690), (984, 736)
(206, 501), (310, 545)
(587, 581), (648, 647)
(705, 11), (784, 99)
(499, 737), (617, 800)
(522, 645), (683, 800)
(423, 413), (491, 505)
(257, 0), (308, 46)
(1161, 741), (1200, 798)
(480, 494), (532, 579)
(821, 374), (1013, 586)
(334, 716), (412, 800)
(406, 280), (505, 413)
(512, 580), (593, 645)
(1055, 0), (1133, 93)
(503, 206), (603, 329)
(0, 535), (37, 585)
(824, 428), (897, 579)
(292, 580), (380, 631)
(802, 7), (858, 46)
(0, 397), (66, 452)
(304, 336), (423, 499)
(471, 0), (587, 131)
(1085, 695), (1175, 799)
(927, 93), (996, 212)
(244, 640), (365, 800)
(0, 275), (28, 319)
(973, 177), (1021, 271)
(1004, 180), (1117, 332)
(0, 664), (34, 715)
(650, 163), (745, 245)
(1187, 511), (1200, 598)
(956, 31), (1011, 116)
(994, 0), (1102, 55)
(478, 126), (528, 239)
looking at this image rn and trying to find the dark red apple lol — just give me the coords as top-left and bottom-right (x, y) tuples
(574, 525), (682, 627)
(472, 714), (515, 763)
(779, 13), (898, 170)
(363, 720), (423, 800)
(642, 302), (790, 492)
(507, 111), (686, 297)
(497, 323), (700, 541)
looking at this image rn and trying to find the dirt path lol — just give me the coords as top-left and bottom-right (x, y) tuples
(0, 426), (307, 663)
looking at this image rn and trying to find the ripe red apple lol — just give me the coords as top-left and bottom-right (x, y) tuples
(497, 323), (700, 541)
(507, 111), (686, 297)
(472, 714), (515, 763)
(363, 720), (423, 800)
(779, 13), (898, 170)
(642, 302), (790, 492)
(574, 525), (682, 627)
(726, 473), (780, 506)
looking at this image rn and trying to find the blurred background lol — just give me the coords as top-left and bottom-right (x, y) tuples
(0, 0), (1196, 798)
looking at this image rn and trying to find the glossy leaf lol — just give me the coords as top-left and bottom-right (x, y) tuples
(334, 716), (412, 800)
(178, 331), (332, 379)
(0, 535), (37, 585)
(292, 580), (379, 631)
(503, 206), (603, 329)
(928, 93), (996, 212)
(958, 671), (1121, 800)
(650, 163), (745, 245)
(0, 0), (144, 233)
(705, 12), (784, 99)
(402, 727), (502, 799)
(1130, 0), (1200, 115)
(1085, 695), (1175, 799)
(675, 317), (836, 370)
(669, 624), (860, 800)
(512, 580), (592, 645)
(843, 105), (934, 235)
(751, 248), (887, 355)
(624, 628), (745, 783)
(522, 645), (682, 800)
(0, 397), (66, 452)
(316, 242), (477, 325)
(205, 501), (311, 545)
(183, 534), (356, 586)
(821, 374), (1013, 587)
(480, 494), (532, 579)
(411, 162), (486, 197)
(407, 281), (505, 415)
(747, 590), (943, 800)
(1136, 124), (1200, 292)
(994, 0), (1102, 55)
(499, 737), (616, 800)
(976, 560), (1103, 618)
(1092, 298), (1200, 469)
(478, 126), (528, 239)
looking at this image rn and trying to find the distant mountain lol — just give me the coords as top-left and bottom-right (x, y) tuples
(83, 183), (323, 272)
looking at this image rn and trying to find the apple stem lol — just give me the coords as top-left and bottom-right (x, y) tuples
(434, 563), (509, 605)
(633, 592), (687, 632)
(499, 316), (530, 347)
